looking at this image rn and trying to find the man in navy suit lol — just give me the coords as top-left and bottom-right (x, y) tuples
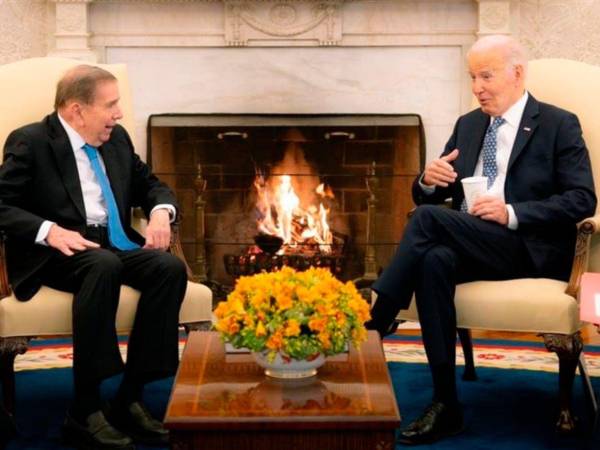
(0, 65), (186, 449)
(367, 35), (596, 444)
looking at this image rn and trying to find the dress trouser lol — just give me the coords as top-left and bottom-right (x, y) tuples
(38, 226), (187, 391)
(371, 205), (535, 368)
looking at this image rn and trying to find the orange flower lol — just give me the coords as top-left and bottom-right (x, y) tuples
(308, 317), (327, 333)
(213, 266), (370, 359)
(318, 332), (331, 349)
(266, 331), (284, 350)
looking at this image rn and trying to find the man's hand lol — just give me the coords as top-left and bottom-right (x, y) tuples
(470, 195), (509, 225)
(46, 224), (100, 256)
(144, 209), (171, 250)
(422, 149), (459, 187)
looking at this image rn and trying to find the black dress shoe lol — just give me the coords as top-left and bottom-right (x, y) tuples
(107, 401), (168, 447)
(62, 410), (135, 450)
(398, 401), (464, 445)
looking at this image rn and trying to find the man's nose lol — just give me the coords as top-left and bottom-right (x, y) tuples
(114, 105), (124, 120)
(472, 78), (483, 95)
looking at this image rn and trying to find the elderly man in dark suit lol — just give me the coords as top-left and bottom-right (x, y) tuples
(0, 65), (187, 449)
(367, 35), (596, 445)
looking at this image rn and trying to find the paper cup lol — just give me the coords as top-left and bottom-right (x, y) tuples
(461, 176), (488, 211)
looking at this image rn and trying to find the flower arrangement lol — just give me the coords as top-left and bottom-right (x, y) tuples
(214, 266), (371, 361)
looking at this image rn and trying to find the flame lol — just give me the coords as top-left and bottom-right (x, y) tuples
(254, 174), (334, 254)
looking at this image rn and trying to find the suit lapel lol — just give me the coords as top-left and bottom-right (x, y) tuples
(507, 95), (540, 172)
(462, 112), (488, 177)
(48, 114), (86, 220)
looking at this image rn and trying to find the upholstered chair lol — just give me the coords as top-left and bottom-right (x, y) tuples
(0, 57), (213, 417)
(390, 59), (600, 433)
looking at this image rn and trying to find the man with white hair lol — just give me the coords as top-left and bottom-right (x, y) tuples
(366, 35), (596, 444)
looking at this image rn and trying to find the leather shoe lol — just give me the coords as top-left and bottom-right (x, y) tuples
(107, 401), (168, 446)
(62, 410), (135, 450)
(397, 401), (464, 445)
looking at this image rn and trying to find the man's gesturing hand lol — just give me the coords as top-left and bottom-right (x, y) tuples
(144, 209), (171, 250)
(470, 195), (509, 225)
(422, 149), (460, 187)
(46, 224), (100, 256)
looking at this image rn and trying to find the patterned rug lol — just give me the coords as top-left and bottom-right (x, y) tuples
(17, 334), (600, 376)
(6, 334), (600, 450)
(383, 335), (600, 376)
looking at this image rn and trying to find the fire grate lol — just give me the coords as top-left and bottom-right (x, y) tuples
(223, 252), (345, 277)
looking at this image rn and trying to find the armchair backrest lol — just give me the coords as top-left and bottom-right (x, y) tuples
(0, 57), (135, 160)
(526, 59), (600, 271)
(472, 58), (600, 271)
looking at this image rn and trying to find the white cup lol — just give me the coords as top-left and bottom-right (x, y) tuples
(461, 176), (488, 212)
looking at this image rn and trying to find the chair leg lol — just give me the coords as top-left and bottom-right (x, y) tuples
(543, 332), (583, 434)
(457, 328), (477, 381)
(0, 337), (29, 417)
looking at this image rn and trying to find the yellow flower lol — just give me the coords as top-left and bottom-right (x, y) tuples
(284, 319), (301, 337)
(213, 266), (370, 359)
(255, 321), (267, 337)
(213, 301), (229, 319)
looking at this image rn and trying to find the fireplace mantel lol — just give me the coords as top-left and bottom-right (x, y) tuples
(45, 0), (512, 162)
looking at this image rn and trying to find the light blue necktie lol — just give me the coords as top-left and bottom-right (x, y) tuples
(82, 144), (140, 251)
(460, 116), (505, 212)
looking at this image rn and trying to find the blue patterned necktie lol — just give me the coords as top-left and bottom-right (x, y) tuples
(82, 144), (140, 251)
(460, 116), (505, 212)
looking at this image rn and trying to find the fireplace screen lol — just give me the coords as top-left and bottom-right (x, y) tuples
(148, 114), (424, 292)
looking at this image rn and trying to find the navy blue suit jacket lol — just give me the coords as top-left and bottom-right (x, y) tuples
(412, 95), (596, 280)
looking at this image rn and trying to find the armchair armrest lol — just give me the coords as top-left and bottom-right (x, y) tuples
(565, 212), (600, 297)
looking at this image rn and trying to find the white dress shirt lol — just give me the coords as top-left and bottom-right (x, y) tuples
(35, 114), (175, 244)
(420, 91), (529, 230)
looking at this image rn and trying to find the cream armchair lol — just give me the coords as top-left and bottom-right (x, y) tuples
(393, 59), (600, 434)
(0, 57), (213, 417)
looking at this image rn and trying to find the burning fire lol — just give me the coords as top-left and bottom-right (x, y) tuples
(254, 172), (335, 254)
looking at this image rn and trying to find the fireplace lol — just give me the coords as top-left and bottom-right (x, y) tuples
(148, 114), (424, 291)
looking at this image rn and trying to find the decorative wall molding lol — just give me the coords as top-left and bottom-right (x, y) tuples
(477, 0), (511, 35)
(50, 0), (97, 60)
(224, 0), (342, 46)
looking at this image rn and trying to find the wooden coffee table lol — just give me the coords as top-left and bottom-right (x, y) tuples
(164, 331), (401, 450)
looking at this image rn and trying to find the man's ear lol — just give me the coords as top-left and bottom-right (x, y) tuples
(61, 101), (84, 126)
(513, 64), (525, 84)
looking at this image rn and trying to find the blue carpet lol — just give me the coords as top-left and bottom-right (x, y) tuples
(5, 352), (600, 449)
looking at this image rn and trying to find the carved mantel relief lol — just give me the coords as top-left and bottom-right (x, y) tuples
(476, 0), (511, 35)
(2, 1), (600, 65)
(224, 1), (342, 46)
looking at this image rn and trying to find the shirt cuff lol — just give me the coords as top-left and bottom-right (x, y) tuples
(150, 204), (176, 223)
(35, 220), (55, 246)
(418, 174), (436, 195)
(506, 204), (519, 230)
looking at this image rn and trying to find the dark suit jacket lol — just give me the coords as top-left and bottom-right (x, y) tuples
(0, 112), (177, 300)
(412, 95), (596, 280)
